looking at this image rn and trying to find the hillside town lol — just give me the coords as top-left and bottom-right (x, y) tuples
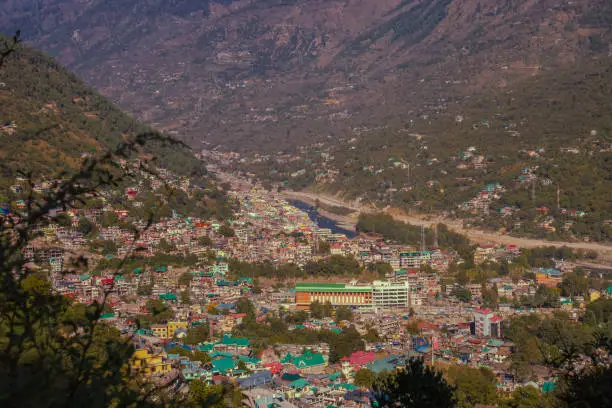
(7, 157), (612, 408)
(4, 3), (612, 406)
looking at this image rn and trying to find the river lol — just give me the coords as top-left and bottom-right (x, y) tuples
(288, 199), (357, 238)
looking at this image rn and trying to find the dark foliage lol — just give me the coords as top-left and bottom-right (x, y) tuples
(370, 358), (456, 408)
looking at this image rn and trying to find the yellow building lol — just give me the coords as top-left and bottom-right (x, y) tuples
(150, 321), (187, 339)
(151, 324), (168, 339)
(167, 321), (188, 338)
(590, 290), (601, 303)
(130, 349), (172, 377)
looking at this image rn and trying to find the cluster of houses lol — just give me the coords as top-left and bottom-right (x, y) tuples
(84, 252), (609, 407)
(459, 182), (505, 215)
(7, 156), (612, 407)
(118, 286), (578, 407)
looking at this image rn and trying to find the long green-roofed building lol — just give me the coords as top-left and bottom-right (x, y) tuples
(295, 281), (413, 310)
(295, 282), (372, 309)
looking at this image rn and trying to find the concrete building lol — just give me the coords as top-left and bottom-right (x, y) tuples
(295, 280), (414, 310)
(473, 308), (503, 338)
(129, 349), (172, 377)
(399, 251), (431, 269)
(535, 268), (563, 288)
(167, 321), (188, 338)
(294, 283), (372, 310)
(372, 281), (411, 310)
(474, 308), (494, 337)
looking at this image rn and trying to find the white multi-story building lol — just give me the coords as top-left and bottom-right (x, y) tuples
(372, 281), (411, 310)
(399, 251), (431, 268)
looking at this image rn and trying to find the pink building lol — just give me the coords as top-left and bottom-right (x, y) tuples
(341, 351), (377, 369)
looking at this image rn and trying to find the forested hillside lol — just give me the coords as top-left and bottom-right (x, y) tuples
(0, 38), (205, 179)
(233, 59), (612, 241)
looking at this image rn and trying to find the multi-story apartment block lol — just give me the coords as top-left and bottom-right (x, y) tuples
(372, 281), (411, 310)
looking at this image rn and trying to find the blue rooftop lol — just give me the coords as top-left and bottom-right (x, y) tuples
(238, 371), (273, 389)
(536, 268), (562, 276)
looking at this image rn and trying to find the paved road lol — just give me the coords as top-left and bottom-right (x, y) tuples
(283, 190), (612, 264)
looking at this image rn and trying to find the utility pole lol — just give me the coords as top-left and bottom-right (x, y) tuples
(556, 184), (560, 211)
(431, 334), (435, 367)
(433, 224), (439, 248)
(420, 225), (425, 254)
(531, 180), (536, 204)
(407, 164), (411, 187)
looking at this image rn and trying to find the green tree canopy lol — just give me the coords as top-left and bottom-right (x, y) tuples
(335, 305), (354, 322)
(370, 358), (455, 408)
(354, 368), (376, 388)
(446, 366), (498, 408)
(178, 272), (193, 286)
(78, 217), (94, 236)
(218, 224), (235, 237)
(328, 326), (364, 363)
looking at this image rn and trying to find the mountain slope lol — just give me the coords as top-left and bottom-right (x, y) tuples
(0, 39), (205, 178)
(0, 39), (235, 220)
(2, 0), (611, 149)
(231, 56), (612, 241)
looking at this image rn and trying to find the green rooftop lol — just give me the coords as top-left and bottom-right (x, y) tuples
(296, 283), (347, 289)
(295, 283), (372, 293)
(159, 293), (177, 301)
(328, 372), (341, 381)
(281, 353), (294, 364)
(291, 350), (326, 368)
(542, 382), (556, 393)
(211, 357), (235, 374)
(197, 343), (215, 352)
(289, 378), (310, 389)
(219, 334), (250, 347)
(210, 351), (233, 359)
(334, 383), (358, 391)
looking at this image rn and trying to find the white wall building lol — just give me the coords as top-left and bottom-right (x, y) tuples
(372, 281), (411, 310)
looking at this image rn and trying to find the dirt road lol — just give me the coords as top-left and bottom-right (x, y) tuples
(283, 191), (612, 264)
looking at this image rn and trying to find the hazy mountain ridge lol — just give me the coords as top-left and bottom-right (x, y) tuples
(2, 0), (611, 149)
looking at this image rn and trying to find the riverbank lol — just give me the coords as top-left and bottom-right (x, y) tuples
(283, 192), (358, 232)
(282, 190), (612, 264)
(287, 199), (357, 237)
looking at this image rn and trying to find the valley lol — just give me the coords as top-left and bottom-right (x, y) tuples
(2, 4), (612, 406)
(4, 1), (612, 245)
